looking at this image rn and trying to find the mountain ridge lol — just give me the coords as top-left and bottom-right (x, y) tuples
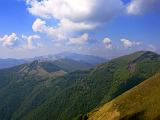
(20, 51), (160, 120)
(0, 52), (106, 70)
(0, 51), (160, 120)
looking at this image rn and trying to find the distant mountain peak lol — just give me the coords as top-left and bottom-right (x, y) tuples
(18, 60), (66, 77)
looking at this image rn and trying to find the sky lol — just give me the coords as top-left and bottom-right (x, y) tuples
(0, 0), (160, 59)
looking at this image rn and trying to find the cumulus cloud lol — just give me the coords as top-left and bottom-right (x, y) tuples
(120, 39), (141, 48)
(69, 33), (89, 45)
(0, 33), (42, 49)
(25, 0), (156, 51)
(32, 18), (46, 32)
(103, 37), (112, 49)
(28, 0), (158, 52)
(127, 0), (160, 15)
(148, 44), (156, 51)
(0, 33), (18, 47)
(32, 18), (95, 41)
(32, 18), (65, 40)
(26, 0), (125, 43)
(26, 0), (124, 23)
(22, 35), (41, 49)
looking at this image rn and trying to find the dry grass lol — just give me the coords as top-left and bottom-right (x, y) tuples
(88, 73), (160, 120)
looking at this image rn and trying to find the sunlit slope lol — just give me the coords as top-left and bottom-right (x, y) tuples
(88, 73), (160, 120)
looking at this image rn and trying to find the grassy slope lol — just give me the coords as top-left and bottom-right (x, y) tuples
(20, 51), (160, 120)
(88, 73), (160, 120)
(52, 59), (93, 72)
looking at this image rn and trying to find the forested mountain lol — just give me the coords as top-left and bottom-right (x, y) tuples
(0, 51), (160, 120)
(88, 73), (160, 120)
(51, 59), (94, 72)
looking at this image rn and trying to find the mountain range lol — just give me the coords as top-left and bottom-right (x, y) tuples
(0, 52), (106, 70)
(0, 51), (160, 120)
(0, 58), (26, 69)
(31, 52), (106, 66)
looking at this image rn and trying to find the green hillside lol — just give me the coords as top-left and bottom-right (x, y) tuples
(88, 73), (160, 120)
(22, 59), (93, 73)
(52, 58), (94, 72)
(0, 51), (160, 120)
(0, 59), (90, 120)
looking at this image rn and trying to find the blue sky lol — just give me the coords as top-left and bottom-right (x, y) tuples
(0, 0), (160, 58)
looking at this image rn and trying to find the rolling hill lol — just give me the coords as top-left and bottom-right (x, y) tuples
(87, 73), (160, 120)
(0, 51), (160, 120)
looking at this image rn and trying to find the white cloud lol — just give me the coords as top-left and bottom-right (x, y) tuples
(127, 0), (160, 15)
(103, 37), (112, 49)
(59, 18), (96, 32)
(0, 33), (18, 47)
(69, 33), (89, 45)
(32, 18), (95, 41)
(27, 0), (125, 45)
(22, 35), (41, 49)
(32, 18), (66, 41)
(32, 18), (46, 32)
(26, 0), (124, 23)
(148, 44), (156, 51)
(0, 33), (42, 49)
(120, 39), (141, 48)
